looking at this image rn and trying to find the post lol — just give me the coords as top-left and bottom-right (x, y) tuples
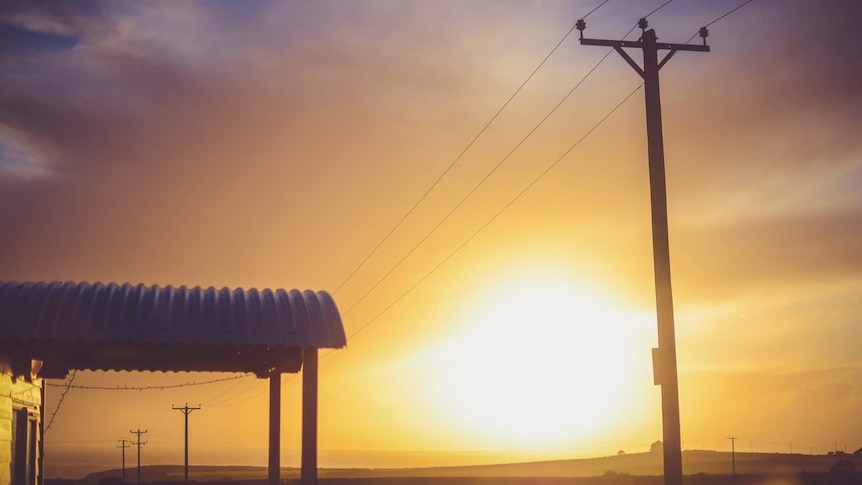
(301, 348), (319, 485)
(579, 21), (709, 485)
(39, 383), (45, 485)
(172, 404), (201, 485)
(117, 439), (132, 482)
(268, 374), (281, 485)
(641, 29), (683, 485)
(130, 429), (147, 485)
(728, 436), (737, 476)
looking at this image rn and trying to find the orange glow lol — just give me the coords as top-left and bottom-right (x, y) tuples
(413, 269), (652, 450)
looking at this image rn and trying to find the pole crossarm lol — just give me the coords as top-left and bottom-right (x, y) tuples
(582, 38), (708, 76)
(581, 37), (710, 52)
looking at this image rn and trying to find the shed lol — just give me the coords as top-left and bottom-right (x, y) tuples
(0, 281), (347, 485)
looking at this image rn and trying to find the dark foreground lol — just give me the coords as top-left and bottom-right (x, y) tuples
(47, 471), (862, 485)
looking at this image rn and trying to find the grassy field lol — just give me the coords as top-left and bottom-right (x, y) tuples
(64, 450), (861, 485)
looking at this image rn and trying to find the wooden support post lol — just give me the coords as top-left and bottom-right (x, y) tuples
(301, 348), (319, 485)
(268, 373), (281, 485)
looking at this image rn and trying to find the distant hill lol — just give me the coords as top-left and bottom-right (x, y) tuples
(79, 450), (860, 484)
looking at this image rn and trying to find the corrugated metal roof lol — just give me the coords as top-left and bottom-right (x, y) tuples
(0, 281), (346, 376)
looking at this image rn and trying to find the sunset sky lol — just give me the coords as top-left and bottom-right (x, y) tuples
(1, 0), (860, 478)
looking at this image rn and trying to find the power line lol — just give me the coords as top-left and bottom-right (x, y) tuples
(331, 0), (614, 297)
(45, 373), (250, 391)
(342, 84), (642, 343)
(685, 0), (757, 43)
(338, 1), (676, 321)
(163, 4), (678, 411)
(44, 369), (76, 434)
(203, 374), (298, 409)
(201, 373), (255, 405)
(307, 0), (760, 420)
(706, 0), (754, 27)
(202, 374), (275, 407)
(644, 0), (675, 19)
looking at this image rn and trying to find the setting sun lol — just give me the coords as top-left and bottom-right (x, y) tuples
(420, 270), (653, 449)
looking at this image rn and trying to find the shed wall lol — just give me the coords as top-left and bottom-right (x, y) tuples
(0, 357), (42, 485)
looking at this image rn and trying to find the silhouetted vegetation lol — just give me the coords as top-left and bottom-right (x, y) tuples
(826, 459), (860, 485)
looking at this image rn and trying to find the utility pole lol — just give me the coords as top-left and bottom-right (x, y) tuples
(117, 439), (133, 482)
(577, 18), (709, 485)
(130, 429), (148, 485)
(172, 403), (202, 485)
(727, 436), (738, 476)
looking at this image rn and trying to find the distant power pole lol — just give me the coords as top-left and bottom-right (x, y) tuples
(130, 429), (148, 485)
(172, 403), (202, 485)
(577, 18), (709, 485)
(117, 439), (133, 482)
(727, 436), (738, 476)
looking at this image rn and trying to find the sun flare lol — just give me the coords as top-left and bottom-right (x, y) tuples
(425, 270), (652, 449)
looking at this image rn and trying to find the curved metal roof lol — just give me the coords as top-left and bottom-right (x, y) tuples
(0, 281), (346, 377)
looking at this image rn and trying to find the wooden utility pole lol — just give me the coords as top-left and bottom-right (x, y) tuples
(130, 429), (147, 485)
(577, 18), (709, 485)
(117, 439), (133, 482)
(172, 404), (201, 485)
(727, 436), (738, 476)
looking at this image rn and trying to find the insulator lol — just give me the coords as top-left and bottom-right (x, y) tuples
(698, 26), (709, 46)
(576, 19), (586, 32)
(638, 18), (648, 30)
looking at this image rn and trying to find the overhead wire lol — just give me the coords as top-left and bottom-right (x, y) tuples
(704, 0), (754, 27)
(338, 1), (675, 321)
(685, 0), (756, 42)
(331, 0), (613, 296)
(45, 373), (250, 391)
(203, 378), (288, 408)
(644, 0), (674, 18)
(33, 4), (621, 415)
(44, 370), (77, 434)
(201, 373), (256, 405)
(203, 374), (272, 407)
(212, 5), (679, 411)
(53, 0), (745, 413)
(148, 407), (177, 435)
(341, 83), (643, 344)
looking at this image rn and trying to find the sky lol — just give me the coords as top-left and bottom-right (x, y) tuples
(1, 0), (861, 478)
